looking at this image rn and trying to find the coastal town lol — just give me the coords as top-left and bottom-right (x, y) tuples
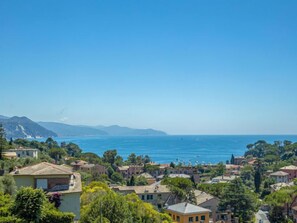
(1, 125), (297, 223)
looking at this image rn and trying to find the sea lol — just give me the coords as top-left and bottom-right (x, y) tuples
(49, 135), (297, 165)
(51, 135), (297, 164)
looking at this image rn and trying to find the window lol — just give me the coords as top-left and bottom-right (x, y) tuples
(36, 179), (48, 190)
(201, 215), (205, 220)
(146, 194), (153, 200)
(141, 195), (145, 200)
(196, 216), (199, 221)
(176, 216), (180, 222)
(189, 217), (193, 222)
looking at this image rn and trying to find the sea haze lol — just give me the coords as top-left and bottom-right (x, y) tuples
(53, 135), (297, 164)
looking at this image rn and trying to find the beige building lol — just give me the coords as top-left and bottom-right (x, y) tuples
(195, 190), (220, 222)
(4, 147), (39, 159)
(116, 165), (144, 178)
(80, 164), (107, 176)
(270, 171), (289, 183)
(10, 162), (82, 220)
(112, 184), (173, 209)
(70, 160), (88, 171)
(166, 202), (211, 223)
(138, 172), (156, 185)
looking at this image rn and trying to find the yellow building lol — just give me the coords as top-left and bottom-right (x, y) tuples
(166, 202), (211, 223)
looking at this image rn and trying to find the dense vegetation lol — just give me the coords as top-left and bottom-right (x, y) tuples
(80, 181), (172, 223)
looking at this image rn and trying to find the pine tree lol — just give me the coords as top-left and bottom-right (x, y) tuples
(0, 124), (7, 160)
(254, 169), (261, 193)
(129, 176), (135, 186)
(230, 154), (235, 164)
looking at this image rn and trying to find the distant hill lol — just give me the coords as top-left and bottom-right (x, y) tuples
(0, 115), (167, 138)
(38, 122), (108, 137)
(0, 115), (9, 119)
(95, 125), (167, 136)
(0, 116), (57, 139)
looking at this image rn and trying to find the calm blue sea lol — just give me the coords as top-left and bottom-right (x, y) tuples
(52, 135), (297, 164)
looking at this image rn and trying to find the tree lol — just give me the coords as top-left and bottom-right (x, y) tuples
(230, 154), (235, 165)
(128, 176), (135, 186)
(162, 177), (195, 203)
(170, 162), (176, 168)
(111, 172), (124, 184)
(219, 178), (258, 222)
(1, 175), (16, 195)
(211, 162), (226, 178)
(0, 125), (7, 160)
(127, 153), (137, 164)
(45, 138), (59, 149)
(254, 168), (261, 193)
(12, 187), (46, 222)
(103, 150), (118, 165)
(48, 148), (66, 162)
(135, 176), (148, 186)
(61, 142), (82, 157)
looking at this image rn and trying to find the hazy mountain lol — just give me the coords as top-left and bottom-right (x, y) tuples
(95, 125), (167, 136)
(0, 116), (57, 139)
(0, 115), (9, 119)
(38, 122), (108, 137)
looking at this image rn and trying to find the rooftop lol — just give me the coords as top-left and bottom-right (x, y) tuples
(11, 146), (39, 151)
(139, 172), (154, 179)
(10, 162), (73, 176)
(194, 190), (217, 205)
(118, 166), (130, 171)
(280, 165), (297, 170)
(167, 202), (211, 214)
(112, 184), (171, 194)
(270, 171), (289, 176)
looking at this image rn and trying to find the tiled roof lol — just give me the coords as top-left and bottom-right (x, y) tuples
(280, 165), (297, 170)
(118, 166), (129, 171)
(270, 171), (289, 176)
(167, 202), (211, 214)
(139, 172), (154, 179)
(194, 190), (217, 205)
(112, 184), (171, 194)
(10, 162), (73, 176)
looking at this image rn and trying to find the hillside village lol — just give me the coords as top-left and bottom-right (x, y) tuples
(1, 125), (297, 222)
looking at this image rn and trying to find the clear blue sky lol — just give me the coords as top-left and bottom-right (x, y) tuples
(0, 0), (297, 134)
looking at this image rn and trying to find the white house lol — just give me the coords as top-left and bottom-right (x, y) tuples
(270, 171), (289, 183)
(8, 147), (38, 158)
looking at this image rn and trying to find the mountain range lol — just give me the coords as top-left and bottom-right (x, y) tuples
(0, 116), (167, 139)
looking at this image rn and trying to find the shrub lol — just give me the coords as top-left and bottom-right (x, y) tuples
(41, 208), (74, 223)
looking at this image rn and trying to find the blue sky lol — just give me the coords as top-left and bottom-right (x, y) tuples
(0, 0), (297, 134)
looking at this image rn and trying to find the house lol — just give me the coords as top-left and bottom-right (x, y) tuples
(270, 182), (294, 192)
(280, 165), (297, 181)
(79, 164), (107, 176)
(233, 156), (246, 165)
(2, 151), (17, 159)
(157, 173), (191, 180)
(7, 147), (38, 158)
(225, 164), (241, 175)
(194, 190), (220, 222)
(116, 165), (144, 178)
(112, 184), (173, 209)
(10, 162), (82, 220)
(269, 171), (289, 183)
(166, 202), (211, 223)
(211, 175), (237, 183)
(138, 172), (156, 185)
(70, 160), (88, 171)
